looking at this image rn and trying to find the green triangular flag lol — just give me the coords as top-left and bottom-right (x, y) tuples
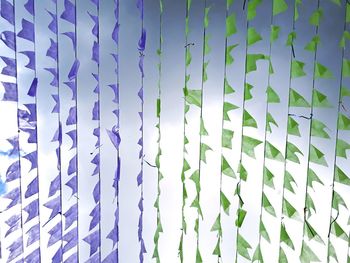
(289, 88), (310, 107)
(313, 89), (332, 108)
(242, 135), (262, 158)
(309, 144), (328, 166)
(248, 27), (262, 46)
(315, 62), (333, 79)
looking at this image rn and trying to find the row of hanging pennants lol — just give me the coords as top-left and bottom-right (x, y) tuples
(0, 0), (350, 262)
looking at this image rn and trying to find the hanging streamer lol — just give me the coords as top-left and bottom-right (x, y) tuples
(326, 2), (350, 262)
(210, 0), (239, 259)
(16, 0), (42, 259)
(43, 0), (64, 262)
(60, 0), (79, 260)
(234, 0), (265, 261)
(254, 0), (287, 261)
(178, 0), (193, 261)
(300, 2), (331, 261)
(104, 0), (121, 261)
(83, 0), (102, 261)
(0, 0), (25, 262)
(152, 0), (163, 262)
(136, 0), (146, 262)
(188, 1), (212, 262)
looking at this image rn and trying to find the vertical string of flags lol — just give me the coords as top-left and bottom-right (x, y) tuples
(1, 0), (25, 261)
(152, 0), (163, 261)
(44, 0), (64, 261)
(60, 0), (80, 261)
(17, 0), (42, 260)
(278, 0), (303, 260)
(83, 0), (102, 261)
(234, 0), (264, 261)
(178, 0), (192, 261)
(211, 0), (238, 259)
(105, 0), (121, 261)
(136, 0), (146, 261)
(327, 1), (350, 262)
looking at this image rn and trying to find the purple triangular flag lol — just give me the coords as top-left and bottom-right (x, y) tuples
(112, 23), (119, 45)
(19, 51), (35, 70)
(48, 175), (61, 197)
(65, 175), (77, 195)
(25, 177), (38, 198)
(48, 221), (62, 247)
(68, 155), (77, 175)
(26, 224), (40, 246)
(68, 59), (80, 80)
(24, 0), (34, 16)
(5, 214), (21, 237)
(6, 161), (20, 182)
(2, 82), (18, 101)
(83, 230), (100, 256)
(51, 94), (60, 113)
(0, 30), (15, 51)
(106, 226), (119, 248)
(44, 195), (61, 222)
(89, 203), (100, 231)
(23, 103), (37, 122)
(60, 0), (75, 24)
(17, 19), (34, 42)
(64, 203), (77, 230)
(24, 199), (39, 223)
(0, 56), (16, 77)
(23, 151), (38, 171)
(66, 107), (77, 125)
(7, 237), (23, 262)
(91, 153), (100, 176)
(27, 77), (38, 97)
(4, 187), (20, 209)
(1, 0), (14, 25)
(63, 227), (78, 253)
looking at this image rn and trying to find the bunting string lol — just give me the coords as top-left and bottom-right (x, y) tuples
(178, 0), (193, 261)
(254, 0), (286, 261)
(43, 0), (64, 261)
(211, 0), (238, 260)
(60, 0), (80, 260)
(104, 0), (121, 261)
(1, 0), (25, 261)
(136, 0), (146, 261)
(326, 1), (350, 262)
(152, 0), (163, 262)
(300, 1), (329, 261)
(277, 0), (304, 260)
(82, 0), (102, 261)
(17, 0), (42, 260)
(234, 0), (265, 261)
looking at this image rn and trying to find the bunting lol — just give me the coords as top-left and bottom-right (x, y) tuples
(60, 0), (79, 261)
(136, 0), (147, 262)
(43, 0), (64, 262)
(152, 0), (163, 262)
(104, 0), (121, 261)
(83, 0), (102, 261)
(178, 0), (193, 261)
